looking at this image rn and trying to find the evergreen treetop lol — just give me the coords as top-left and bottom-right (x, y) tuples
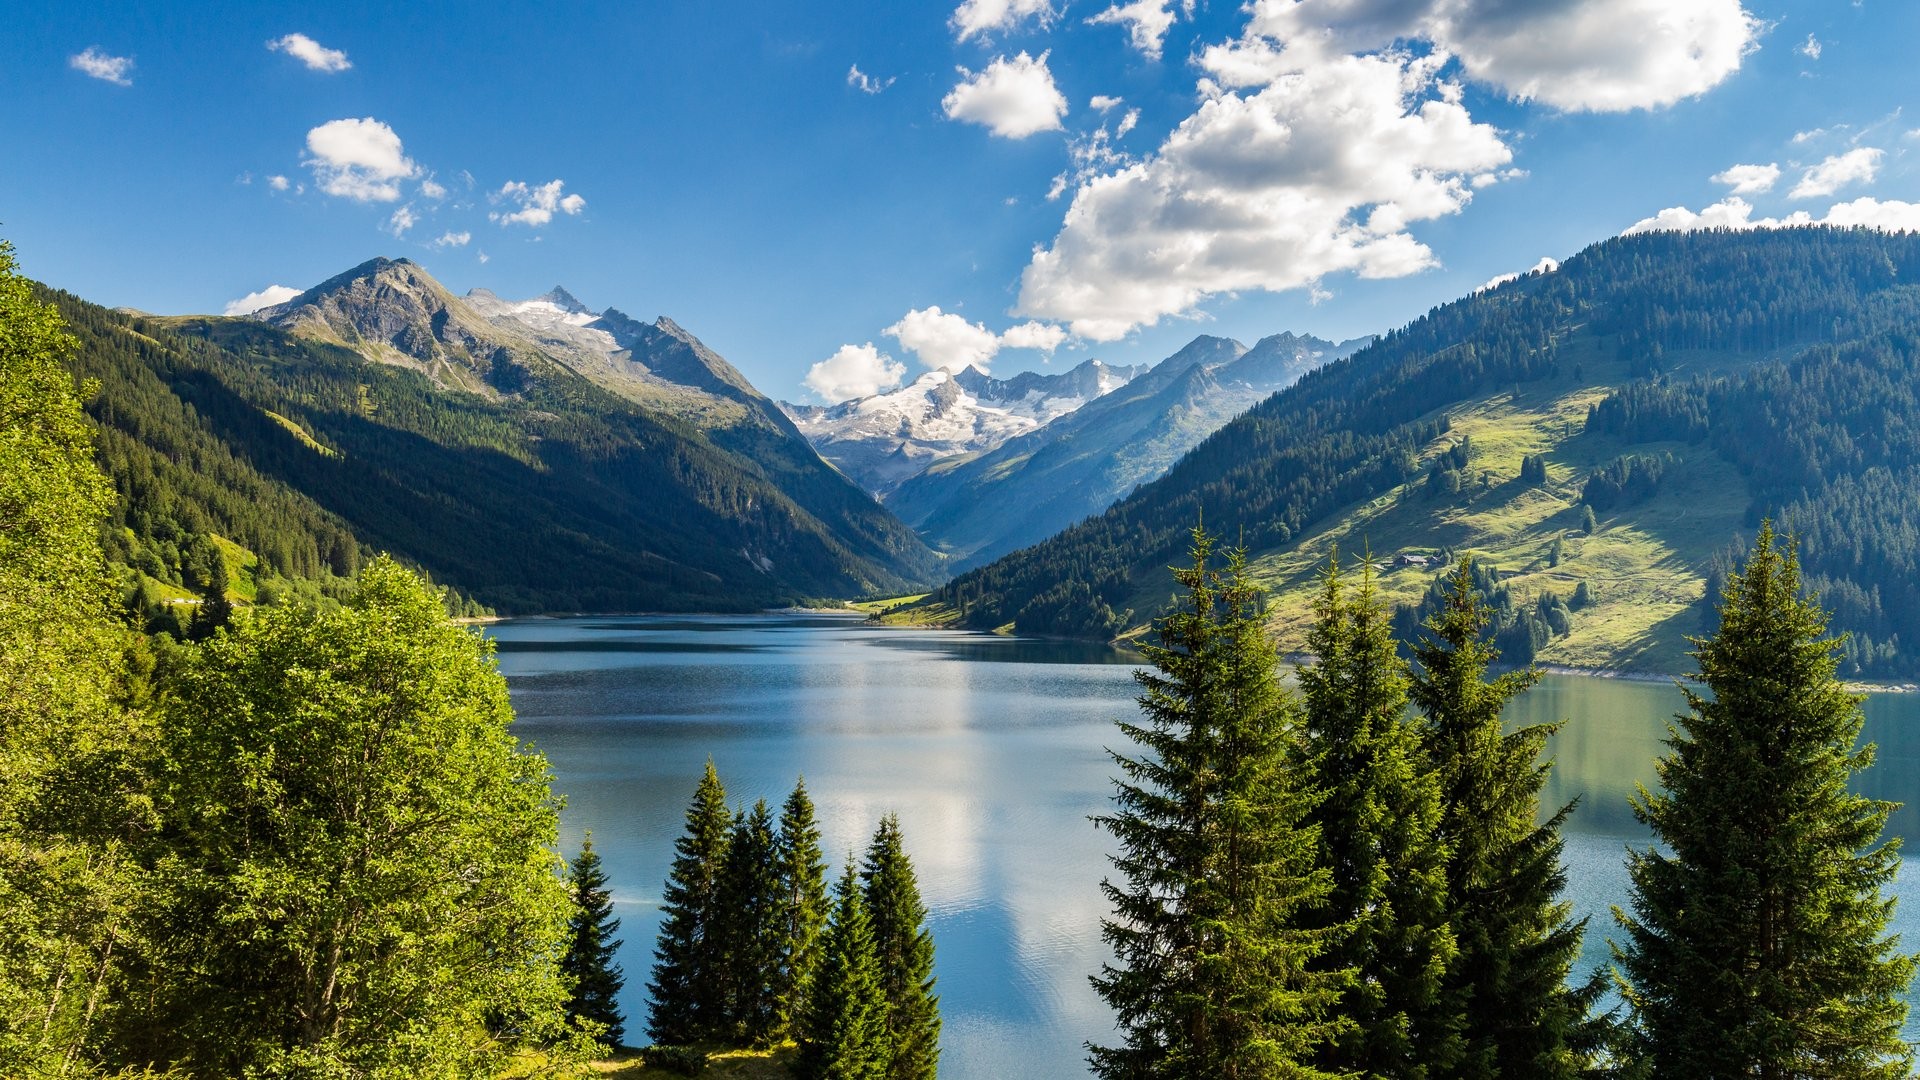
(776, 777), (830, 1037)
(718, 798), (786, 1047)
(797, 860), (890, 1080)
(647, 760), (733, 1046)
(563, 833), (626, 1049)
(862, 813), (940, 1080)
(1614, 523), (1917, 1078)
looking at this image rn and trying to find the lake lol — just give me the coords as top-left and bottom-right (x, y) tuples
(492, 614), (1920, 1078)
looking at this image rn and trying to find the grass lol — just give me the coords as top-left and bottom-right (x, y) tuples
(589, 1045), (796, 1078)
(1123, 349), (1751, 674)
(845, 593), (927, 614)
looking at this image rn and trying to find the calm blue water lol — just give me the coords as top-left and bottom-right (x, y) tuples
(491, 614), (1920, 1078)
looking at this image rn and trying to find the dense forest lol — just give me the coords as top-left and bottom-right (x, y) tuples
(42, 284), (938, 616)
(921, 227), (1920, 674)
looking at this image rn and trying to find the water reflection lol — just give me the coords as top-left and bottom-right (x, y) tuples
(494, 615), (1920, 1077)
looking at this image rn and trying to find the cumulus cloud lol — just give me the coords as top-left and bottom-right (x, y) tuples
(432, 230), (471, 248)
(490, 179), (587, 226)
(267, 174), (291, 191)
(1711, 162), (1780, 194)
(804, 343), (906, 403)
(943, 51), (1068, 139)
(1000, 321), (1069, 353)
(386, 205), (416, 237)
(419, 177), (447, 199)
(950, 0), (1053, 42)
(1798, 33), (1822, 61)
(1090, 94), (1124, 111)
(848, 64), (895, 94)
(1244, 0), (1760, 113)
(1626, 195), (1920, 235)
(1087, 0), (1179, 59)
(1789, 148), (1882, 199)
(303, 118), (418, 202)
(885, 307), (1003, 372)
(70, 47), (133, 85)
(1477, 256), (1560, 293)
(223, 285), (302, 316)
(268, 32), (350, 73)
(1016, 45), (1511, 340)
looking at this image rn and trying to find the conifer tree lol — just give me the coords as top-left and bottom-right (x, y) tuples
(861, 814), (940, 1080)
(777, 778), (830, 1037)
(1298, 555), (1456, 1077)
(797, 861), (890, 1080)
(562, 833), (626, 1049)
(1090, 527), (1347, 1079)
(648, 761), (732, 1045)
(1614, 524), (1917, 1078)
(718, 798), (785, 1046)
(1410, 560), (1590, 1080)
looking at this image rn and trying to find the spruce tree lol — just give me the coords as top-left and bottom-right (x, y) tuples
(861, 814), (940, 1080)
(1613, 524), (1917, 1078)
(1410, 559), (1590, 1080)
(1090, 527), (1347, 1079)
(718, 798), (786, 1046)
(1298, 555), (1457, 1077)
(647, 761), (732, 1045)
(562, 833), (626, 1049)
(797, 861), (890, 1080)
(777, 778), (830, 1037)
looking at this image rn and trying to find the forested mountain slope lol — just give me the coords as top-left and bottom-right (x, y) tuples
(886, 330), (1367, 568)
(909, 228), (1920, 677)
(51, 270), (939, 615)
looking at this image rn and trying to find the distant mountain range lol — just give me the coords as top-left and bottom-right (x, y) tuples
(885, 330), (1369, 568)
(780, 359), (1147, 496)
(51, 255), (940, 614)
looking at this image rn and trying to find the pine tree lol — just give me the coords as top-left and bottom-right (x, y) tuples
(718, 798), (785, 1046)
(797, 861), (890, 1080)
(861, 814), (940, 1080)
(1411, 559), (1590, 1080)
(777, 778), (830, 1037)
(562, 833), (626, 1049)
(1613, 524), (1917, 1078)
(1090, 527), (1347, 1080)
(187, 544), (232, 641)
(648, 761), (733, 1046)
(1298, 555), (1456, 1077)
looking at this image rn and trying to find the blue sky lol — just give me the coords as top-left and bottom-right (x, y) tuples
(4, 0), (1918, 403)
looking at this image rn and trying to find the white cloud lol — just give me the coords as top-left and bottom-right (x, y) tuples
(943, 51), (1068, 139)
(1821, 197), (1920, 232)
(804, 343), (906, 403)
(490, 179), (587, 226)
(386, 205), (417, 237)
(420, 177), (447, 199)
(1789, 147), (1882, 199)
(267, 174), (291, 191)
(1000, 321), (1069, 353)
(848, 64), (895, 94)
(1792, 127), (1825, 144)
(1626, 195), (1920, 235)
(1117, 108), (1140, 137)
(1798, 33), (1822, 60)
(70, 47), (133, 86)
(1710, 162), (1780, 194)
(432, 230), (471, 248)
(950, 0), (1053, 42)
(303, 118), (419, 202)
(1087, 0), (1178, 59)
(477, 250), (491, 264)
(885, 306), (1003, 372)
(1245, 0), (1760, 113)
(1016, 45), (1511, 341)
(1090, 94), (1123, 111)
(223, 285), (302, 316)
(267, 32), (350, 73)
(1477, 256), (1560, 293)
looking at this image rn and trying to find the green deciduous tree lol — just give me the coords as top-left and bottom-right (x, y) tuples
(797, 861), (890, 1080)
(0, 237), (149, 1074)
(129, 556), (575, 1076)
(1298, 555), (1456, 1078)
(563, 833), (627, 1050)
(648, 760), (732, 1046)
(1090, 526), (1347, 1080)
(718, 798), (785, 1046)
(777, 777), (829, 1037)
(1411, 559), (1591, 1080)
(861, 813), (939, 1080)
(1613, 524), (1917, 1078)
